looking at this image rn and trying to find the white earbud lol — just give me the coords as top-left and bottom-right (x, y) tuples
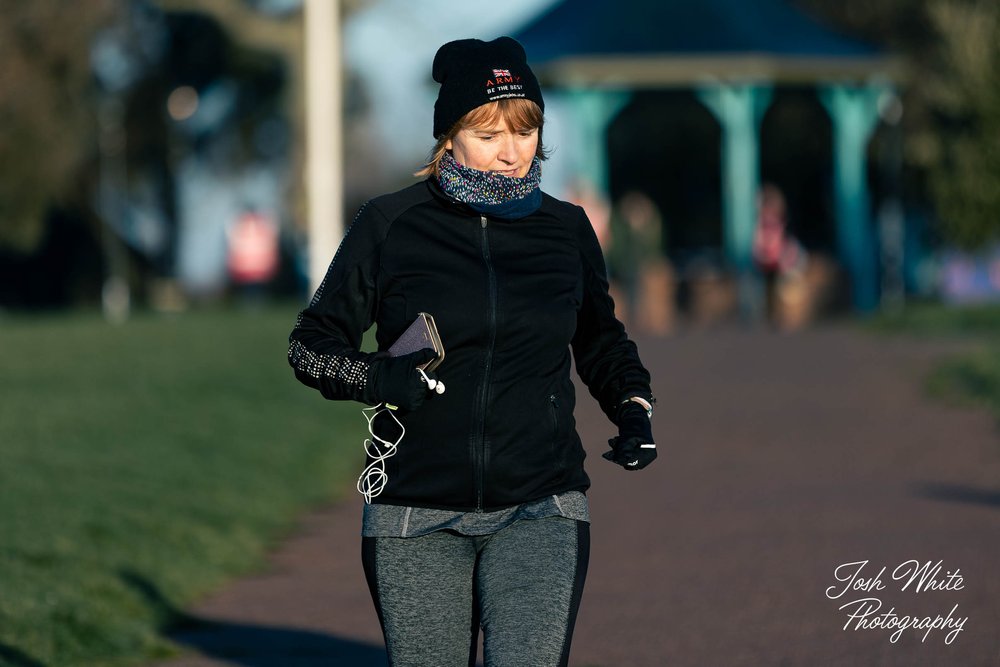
(418, 369), (445, 394)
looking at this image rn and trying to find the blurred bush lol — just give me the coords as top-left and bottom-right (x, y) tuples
(0, 0), (114, 253)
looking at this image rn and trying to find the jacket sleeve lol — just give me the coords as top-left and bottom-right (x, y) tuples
(570, 205), (653, 423)
(287, 201), (387, 404)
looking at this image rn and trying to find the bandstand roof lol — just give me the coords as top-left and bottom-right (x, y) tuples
(514, 0), (900, 86)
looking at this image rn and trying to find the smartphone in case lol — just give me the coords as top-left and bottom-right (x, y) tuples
(387, 312), (445, 372)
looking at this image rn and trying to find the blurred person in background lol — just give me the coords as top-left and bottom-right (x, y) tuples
(226, 208), (279, 306)
(288, 36), (657, 666)
(607, 190), (675, 334)
(753, 183), (806, 325)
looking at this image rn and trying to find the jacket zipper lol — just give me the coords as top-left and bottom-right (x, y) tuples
(474, 214), (498, 512)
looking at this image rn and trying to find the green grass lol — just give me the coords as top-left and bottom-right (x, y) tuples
(925, 346), (1000, 414)
(868, 300), (1000, 338)
(869, 301), (1000, 418)
(0, 306), (369, 666)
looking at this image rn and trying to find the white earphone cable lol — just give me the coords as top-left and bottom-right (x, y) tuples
(356, 367), (444, 503)
(356, 403), (405, 503)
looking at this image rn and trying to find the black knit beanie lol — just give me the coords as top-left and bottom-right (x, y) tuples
(431, 36), (544, 139)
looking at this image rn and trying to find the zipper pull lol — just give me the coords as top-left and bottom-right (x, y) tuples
(480, 215), (487, 229)
(549, 394), (560, 408)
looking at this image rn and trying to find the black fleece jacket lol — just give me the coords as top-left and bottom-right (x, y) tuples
(288, 178), (652, 511)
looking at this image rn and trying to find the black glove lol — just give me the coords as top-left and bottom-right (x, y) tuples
(602, 400), (657, 471)
(368, 348), (439, 411)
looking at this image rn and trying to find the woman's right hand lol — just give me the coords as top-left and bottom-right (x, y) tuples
(369, 348), (440, 411)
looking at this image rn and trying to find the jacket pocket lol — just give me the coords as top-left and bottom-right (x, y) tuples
(548, 394), (561, 452)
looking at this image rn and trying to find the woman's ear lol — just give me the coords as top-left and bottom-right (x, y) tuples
(443, 139), (453, 151)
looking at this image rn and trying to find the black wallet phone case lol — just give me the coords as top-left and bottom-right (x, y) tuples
(387, 312), (445, 372)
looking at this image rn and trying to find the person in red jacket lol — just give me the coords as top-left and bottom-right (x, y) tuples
(288, 36), (656, 667)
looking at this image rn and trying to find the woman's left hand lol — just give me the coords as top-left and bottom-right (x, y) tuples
(602, 436), (657, 470)
(603, 401), (657, 470)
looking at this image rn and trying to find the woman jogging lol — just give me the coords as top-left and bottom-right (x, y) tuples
(288, 36), (657, 667)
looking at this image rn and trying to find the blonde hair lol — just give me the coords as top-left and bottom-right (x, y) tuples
(416, 98), (547, 178)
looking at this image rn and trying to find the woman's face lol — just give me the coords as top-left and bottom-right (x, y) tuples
(445, 118), (538, 178)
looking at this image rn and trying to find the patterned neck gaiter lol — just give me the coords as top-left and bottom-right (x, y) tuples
(436, 151), (542, 220)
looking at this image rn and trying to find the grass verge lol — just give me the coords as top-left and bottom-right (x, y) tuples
(869, 301), (1000, 418)
(0, 306), (367, 666)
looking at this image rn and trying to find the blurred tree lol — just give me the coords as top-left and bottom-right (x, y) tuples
(155, 0), (373, 234)
(923, 0), (1000, 249)
(795, 0), (1000, 249)
(0, 0), (115, 253)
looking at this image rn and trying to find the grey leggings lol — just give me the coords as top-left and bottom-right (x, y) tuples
(362, 516), (590, 667)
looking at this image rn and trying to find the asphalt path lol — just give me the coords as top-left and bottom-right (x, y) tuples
(150, 325), (1000, 666)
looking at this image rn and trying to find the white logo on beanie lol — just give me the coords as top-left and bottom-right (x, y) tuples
(485, 67), (525, 101)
